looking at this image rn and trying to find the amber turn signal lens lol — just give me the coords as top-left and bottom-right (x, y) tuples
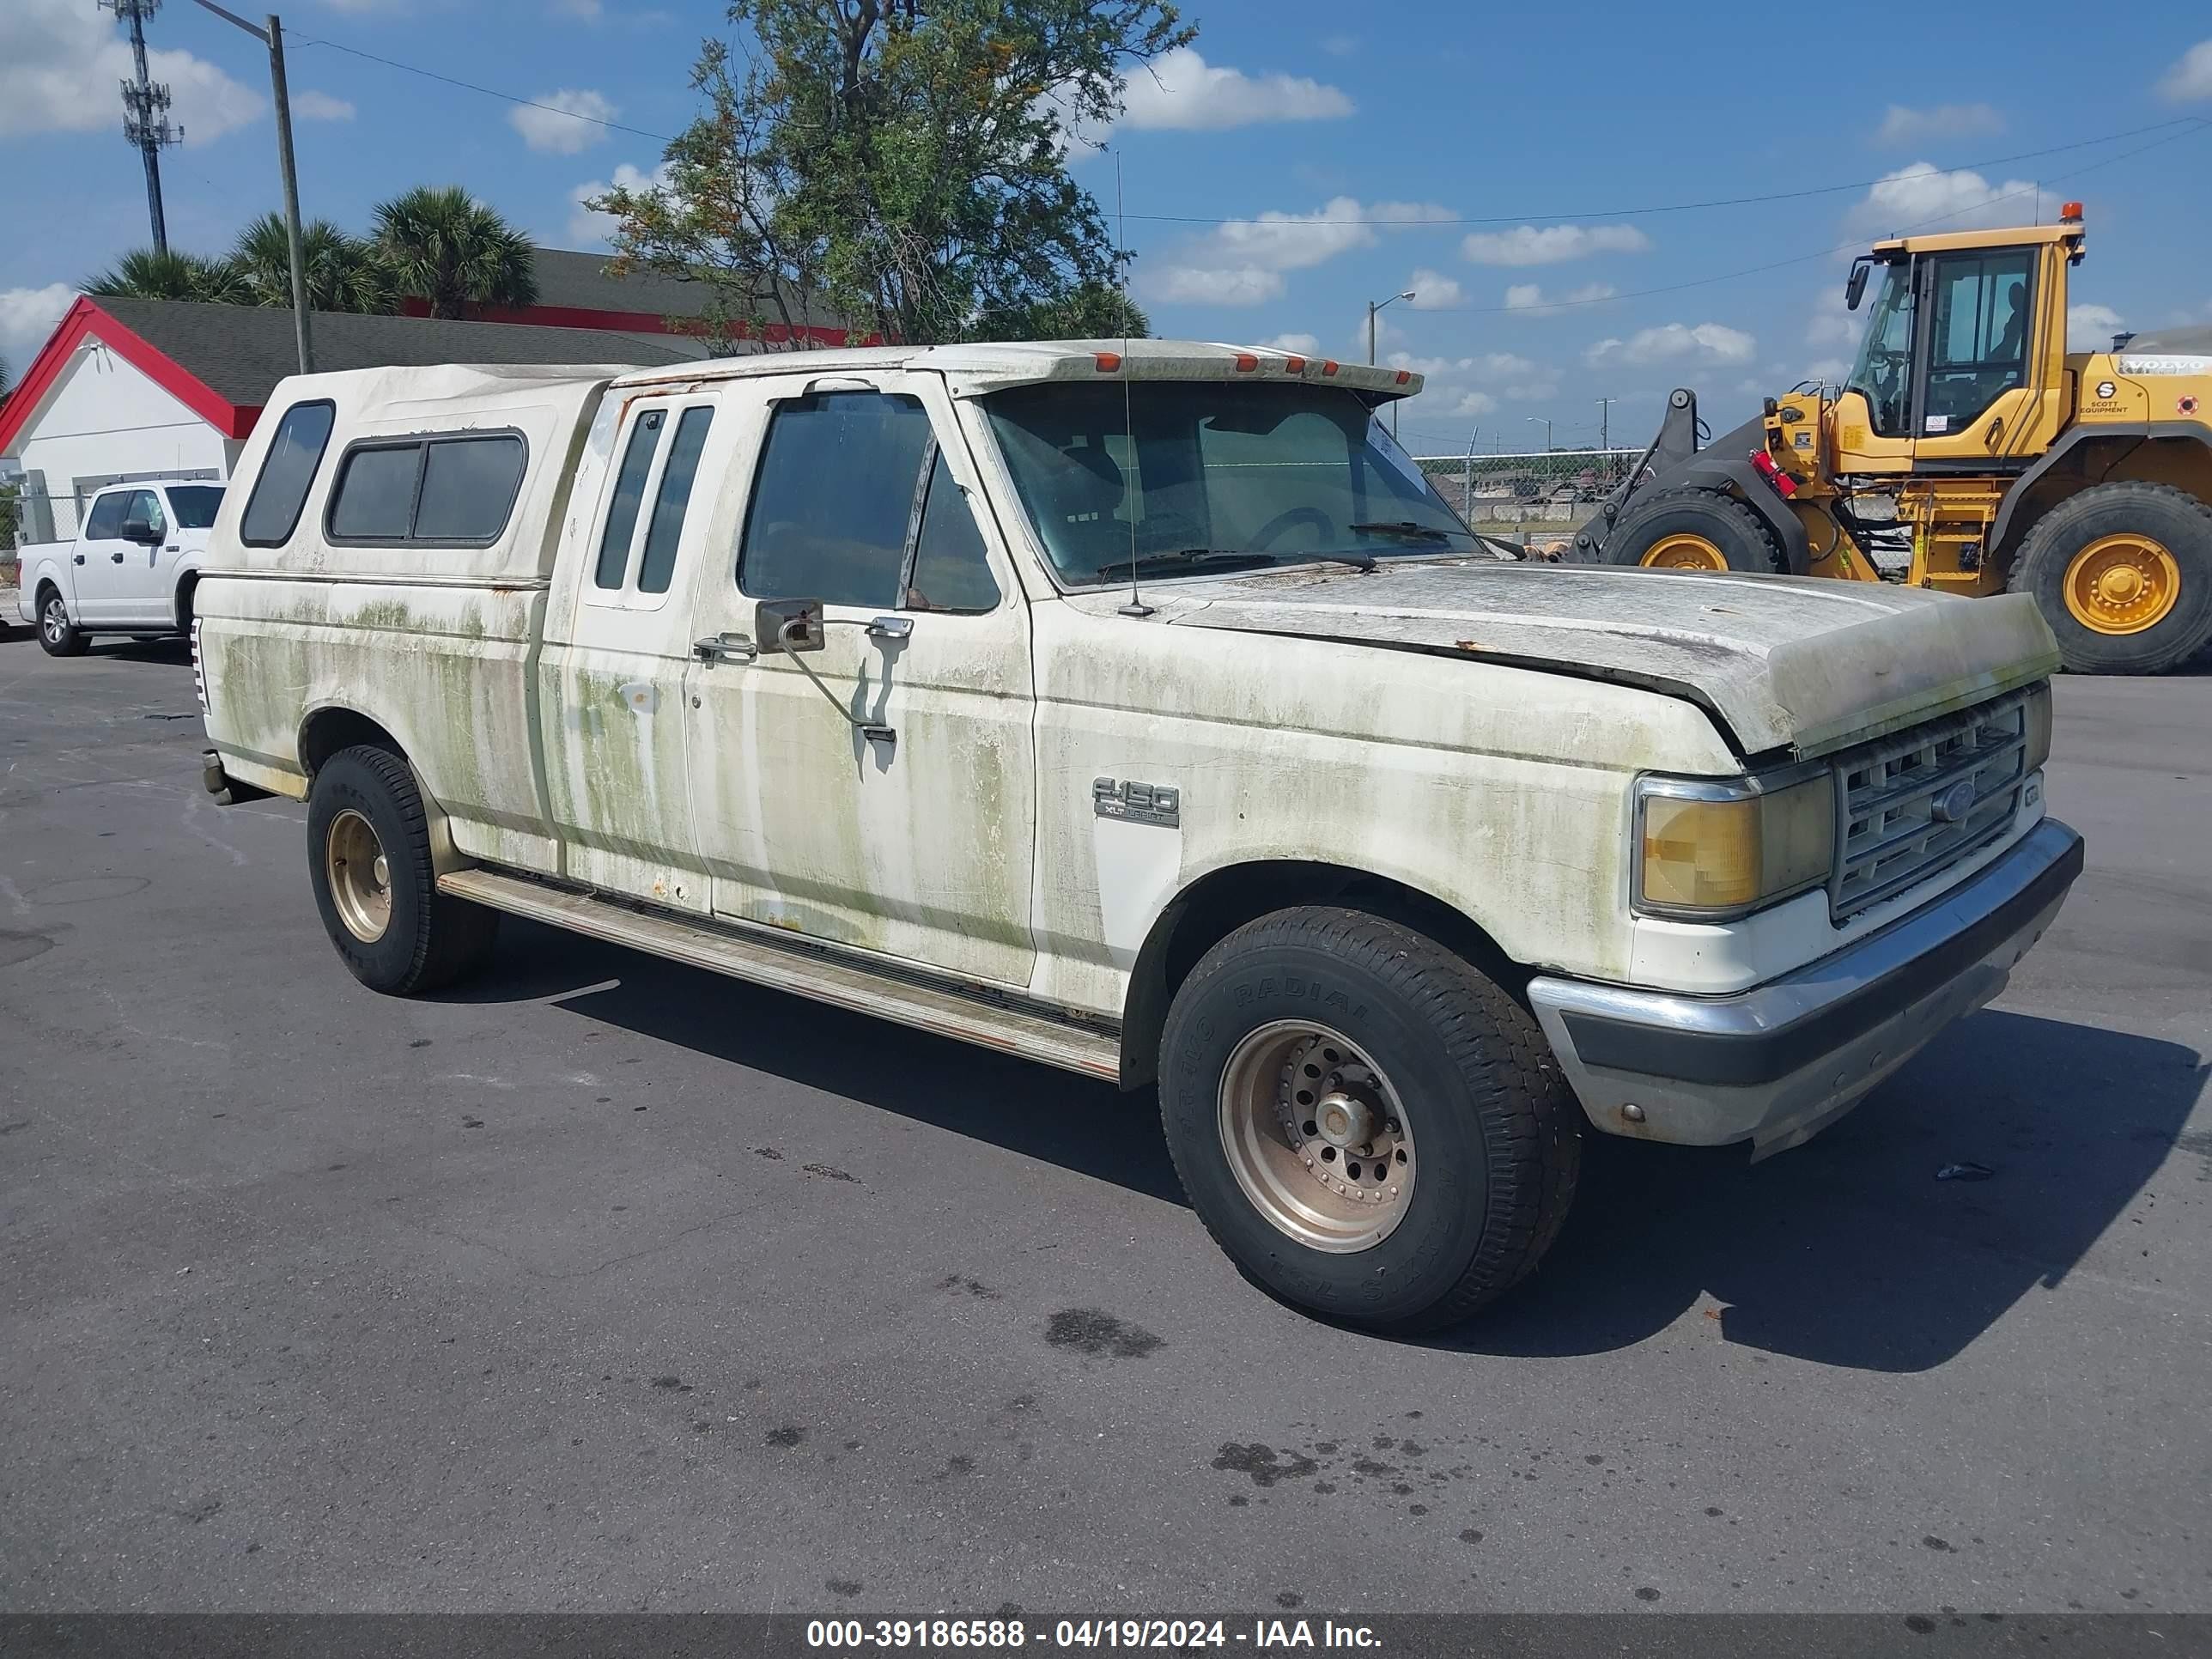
(1637, 773), (1834, 918)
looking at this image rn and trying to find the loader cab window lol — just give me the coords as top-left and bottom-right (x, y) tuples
(1847, 258), (1915, 438)
(1922, 249), (2034, 434)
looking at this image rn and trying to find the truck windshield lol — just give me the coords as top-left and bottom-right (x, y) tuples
(1847, 259), (1915, 438)
(983, 381), (1476, 586)
(167, 485), (224, 529)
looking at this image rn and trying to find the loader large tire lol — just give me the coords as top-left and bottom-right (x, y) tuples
(1598, 486), (1787, 574)
(2008, 482), (2212, 675)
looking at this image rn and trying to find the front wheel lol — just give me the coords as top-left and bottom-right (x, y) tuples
(37, 589), (88, 657)
(306, 744), (499, 994)
(1158, 907), (1580, 1333)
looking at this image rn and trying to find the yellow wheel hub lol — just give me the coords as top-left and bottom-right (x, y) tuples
(2063, 534), (2181, 635)
(1641, 533), (1728, 571)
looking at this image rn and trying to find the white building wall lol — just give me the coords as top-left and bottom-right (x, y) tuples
(7, 342), (229, 542)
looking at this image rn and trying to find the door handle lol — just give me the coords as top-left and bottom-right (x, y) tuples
(693, 633), (758, 664)
(74, 554), (85, 565)
(112, 551), (126, 563)
(866, 616), (914, 641)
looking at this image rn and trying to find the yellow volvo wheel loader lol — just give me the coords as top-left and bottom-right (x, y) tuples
(1572, 205), (2212, 673)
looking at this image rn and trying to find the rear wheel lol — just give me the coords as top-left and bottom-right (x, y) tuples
(1158, 907), (1580, 1333)
(2009, 482), (2212, 674)
(1599, 486), (1786, 574)
(306, 744), (499, 994)
(37, 587), (88, 657)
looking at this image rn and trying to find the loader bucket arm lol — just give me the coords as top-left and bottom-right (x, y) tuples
(1574, 387), (1703, 562)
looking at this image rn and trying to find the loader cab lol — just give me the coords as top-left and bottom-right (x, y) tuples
(1832, 215), (2082, 474)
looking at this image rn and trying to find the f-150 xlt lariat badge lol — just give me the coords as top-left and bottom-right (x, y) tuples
(1094, 777), (1180, 828)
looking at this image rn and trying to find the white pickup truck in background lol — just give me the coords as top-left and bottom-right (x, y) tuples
(15, 477), (225, 655)
(192, 343), (2082, 1332)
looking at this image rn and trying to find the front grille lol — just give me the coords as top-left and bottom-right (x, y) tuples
(1829, 692), (2028, 921)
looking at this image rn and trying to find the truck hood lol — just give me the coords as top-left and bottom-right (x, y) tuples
(1065, 558), (2057, 760)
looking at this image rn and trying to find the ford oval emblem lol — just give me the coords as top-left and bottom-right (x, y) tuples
(1932, 780), (1977, 823)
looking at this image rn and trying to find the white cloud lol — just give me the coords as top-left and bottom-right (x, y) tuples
(1808, 296), (1858, 348)
(0, 283), (76, 368)
(1503, 281), (1618, 312)
(513, 88), (618, 154)
(2068, 303), (2125, 352)
(0, 0), (262, 146)
(2158, 40), (2212, 102)
(1261, 332), (1321, 356)
(1462, 223), (1650, 267)
(1803, 357), (1850, 384)
(1874, 102), (2003, 146)
(1587, 323), (1757, 368)
(553, 0), (605, 15)
(293, 90), (356, 122)
(1846, 162), (2038, 237)
(568, 161), (672, 246)
(1407, 270), (1463, 308)
(1119, 48), (1353, 131)
(1380, 350), (1559, 424)
(1138, 264), (1285, 306)
(1141, 197), (1453, 310)
(1320, 33), (1358, 57)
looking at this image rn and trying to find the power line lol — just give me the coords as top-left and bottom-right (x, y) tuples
(287, 32), (678, 144)
(1126, 118), (2210, 227)
(1451, 121), (2212, 316)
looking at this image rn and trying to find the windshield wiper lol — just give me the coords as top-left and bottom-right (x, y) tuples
(1095, 548), (1277, 579)
(1348, 520), (1457, 544)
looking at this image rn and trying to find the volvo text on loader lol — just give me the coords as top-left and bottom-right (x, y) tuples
(1574, 204), (2212, 675)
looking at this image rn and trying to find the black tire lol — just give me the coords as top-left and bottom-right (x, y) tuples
(1158, 907), (1580, 1334)
(36, 586), (88, 657)
(174, 574), (197, 635)
(306, 744), (500, 995)
(2008, 482), (2212, 675)
(1597, 485), (1786, 574)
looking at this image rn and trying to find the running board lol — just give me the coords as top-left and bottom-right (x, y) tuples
(437, 866), (1121, 1082)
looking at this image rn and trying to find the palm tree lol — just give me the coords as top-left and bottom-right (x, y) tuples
(86, 247), (253, 305)
(372, 186), (538, 319)
(231, 213), (398, 314)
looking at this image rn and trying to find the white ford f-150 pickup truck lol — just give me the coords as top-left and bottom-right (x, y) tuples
(194, 343), (2082, 1331)
(18, 476), (225, 653)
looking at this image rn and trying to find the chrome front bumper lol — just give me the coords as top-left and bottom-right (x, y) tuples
(1528, 818), (2084, 1156)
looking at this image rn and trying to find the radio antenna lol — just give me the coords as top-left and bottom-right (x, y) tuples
(1114, 149), (1152, 618)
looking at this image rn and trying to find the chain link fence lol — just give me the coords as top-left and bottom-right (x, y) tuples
(1414, 448), (1642, 545)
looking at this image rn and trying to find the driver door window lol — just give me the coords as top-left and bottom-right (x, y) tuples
(1921, 251), (2033, 435)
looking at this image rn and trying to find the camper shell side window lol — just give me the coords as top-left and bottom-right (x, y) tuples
(322, 429), (530, 549)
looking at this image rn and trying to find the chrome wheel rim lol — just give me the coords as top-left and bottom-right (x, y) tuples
(325, 808), (392, 943)
(1217, 1019), (1415, 1253)
(41, 599), (65, 645)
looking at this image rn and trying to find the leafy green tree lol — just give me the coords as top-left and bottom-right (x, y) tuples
(86, 248), (254, 305)
(372, 185), (538, 319)
(232, 213), (398, 313)
(986, 280), (1150, 341)
(590, 0), (1188, 350)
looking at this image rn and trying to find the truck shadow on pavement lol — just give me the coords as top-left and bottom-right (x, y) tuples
(443, 927), (2203, 1372)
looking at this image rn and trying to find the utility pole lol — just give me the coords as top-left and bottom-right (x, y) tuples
(106, 0), (182, 254)
(1595, 397), (1614, 453)
(1526, 416), (1553, 452)
(185, 1), (313, 373)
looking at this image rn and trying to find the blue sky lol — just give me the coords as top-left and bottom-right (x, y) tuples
(5, 0), (2210, 455)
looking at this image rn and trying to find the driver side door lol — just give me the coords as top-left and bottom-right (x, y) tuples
(681, 371), (1038, 988)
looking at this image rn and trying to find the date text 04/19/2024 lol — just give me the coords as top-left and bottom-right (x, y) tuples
(805, 1619), (1383, 1650)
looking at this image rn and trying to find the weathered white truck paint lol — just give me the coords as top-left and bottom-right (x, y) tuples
(195, 340), (2082, 1330)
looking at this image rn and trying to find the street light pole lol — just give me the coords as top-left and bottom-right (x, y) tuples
(185, 0), (313, 374)
(1367, 288), (1416, 438)
(1595, 397), (1613, 453)
(1527, 416), (1553, 451)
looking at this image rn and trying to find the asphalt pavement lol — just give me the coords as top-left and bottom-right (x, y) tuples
(1, 627), (2207, 1615)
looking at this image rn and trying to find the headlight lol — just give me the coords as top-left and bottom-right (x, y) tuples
(1635, 769), (1834, 919)
(2023, 682), (2053, 775)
